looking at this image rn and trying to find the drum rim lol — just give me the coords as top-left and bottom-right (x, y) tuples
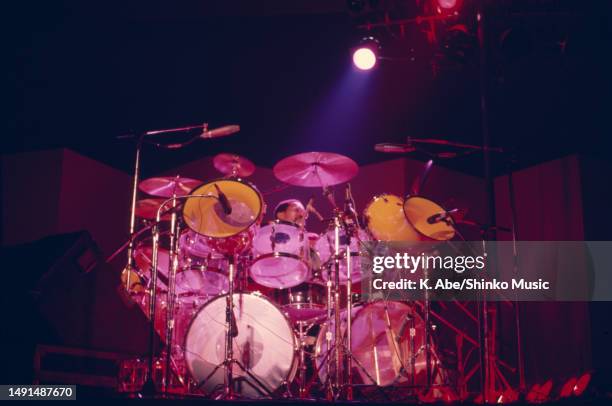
(262, 218), (304, 229)
(183, 291), (298, 394)
(181, 177), (264, 239)
(250, 254), (310, 289)
(251, 252), (309, 263)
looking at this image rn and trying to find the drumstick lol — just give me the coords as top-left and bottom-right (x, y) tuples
(306, 197), (324, 221)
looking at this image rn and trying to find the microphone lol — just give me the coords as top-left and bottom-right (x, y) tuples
(200, 125), (240, 139)
(306, 197), (324, 221)
(229, 310), (239, 338)
(214, 184), (232, 215)
(427, 208), (458, 224)
(374, 143), (416, 154)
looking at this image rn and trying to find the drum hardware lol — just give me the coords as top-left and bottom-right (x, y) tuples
(146, 193), (220, 396)
(318, 185), (370, 400)
(118, 123), (235, 396)
(162, 191), (182, 394)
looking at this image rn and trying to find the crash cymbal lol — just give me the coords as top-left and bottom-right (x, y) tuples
(213, 153), (255, 177)
(139, 176), (202, 197)
(273, 152), (358, 188)
(135, 198), (175, 220)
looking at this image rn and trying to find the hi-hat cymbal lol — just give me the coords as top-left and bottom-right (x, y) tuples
(273, 152), (358, 188)
(213, 153), (255, 177)
(139, 176), (202, 197)
(135, 198), (174, 220)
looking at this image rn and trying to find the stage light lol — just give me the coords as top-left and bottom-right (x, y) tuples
(353, 48), (377, 70)
(559, 377), (577, 398)
(352, 37), (380, 71)
(496, 388), (518, 403)
(573, 372), (591, 396)
(434, 0), (463, 15)
(526, 379), (553, 403)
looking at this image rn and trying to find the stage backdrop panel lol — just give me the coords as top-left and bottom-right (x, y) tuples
(494, 155), (591, 386)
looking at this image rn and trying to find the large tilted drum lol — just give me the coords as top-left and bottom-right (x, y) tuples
(363, 195), (455, 242)
(315, 301), (429, 387)
(182, 178), (264, 255)
(184, 293), (298, 398)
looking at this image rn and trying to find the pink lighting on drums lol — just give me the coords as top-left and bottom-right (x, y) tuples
(250, 220), (310, 289)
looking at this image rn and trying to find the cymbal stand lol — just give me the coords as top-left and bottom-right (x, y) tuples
(146, 194), (215, 394)
(163, 187), (182, 393)
(123, 135), (144, 297)
(120, 123), (209, 298)
(321, 187), (386, 400)
(193, 253), (272, 399)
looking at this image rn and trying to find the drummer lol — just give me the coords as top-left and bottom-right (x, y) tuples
(273, 199), (322, 273)
(273, 199), (307, 227)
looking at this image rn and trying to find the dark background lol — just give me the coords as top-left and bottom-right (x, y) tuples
(7, 0), (611, 177)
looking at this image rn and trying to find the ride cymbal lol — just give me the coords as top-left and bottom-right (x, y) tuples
(273, 152), (358, 188)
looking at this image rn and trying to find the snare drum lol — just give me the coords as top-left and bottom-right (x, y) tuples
(182, 178), (264, 255)
(184, 292), (298, 398)
(363, 194), (455, 242)
(249, 220), (310, 289)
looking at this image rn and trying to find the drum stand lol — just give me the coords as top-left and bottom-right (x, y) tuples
(321, 208), (388, 401)
(146, 193), (217, 395)
(163, 191), (181, 393)
(195, 254), (273, 400)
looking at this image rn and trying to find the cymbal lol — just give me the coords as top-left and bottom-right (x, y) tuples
(139, 176), (201, 197)
(135, 198), (173, 220)
(213, 153), (255, 177)
(273, 152), (358, 188)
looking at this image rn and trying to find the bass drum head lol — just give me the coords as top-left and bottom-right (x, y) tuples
(403, 196), (455, 241)
(184, 293), (297, 398)
(315, 301), (427, 387)
(363, 194), (420, 242)
(183, 179), (263, 239)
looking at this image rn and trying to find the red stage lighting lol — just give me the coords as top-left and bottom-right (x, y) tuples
(559, 377), (578, 398)
(496, 388), (518, 403)
(352, 37), (379, 71)
(573, 372), (591, 396)
(526, 379), (553, 403)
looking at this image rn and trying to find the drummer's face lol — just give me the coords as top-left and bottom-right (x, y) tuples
(279, 203), (305, 226)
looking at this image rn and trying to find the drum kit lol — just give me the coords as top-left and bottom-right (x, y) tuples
(119, 132), (460, 399)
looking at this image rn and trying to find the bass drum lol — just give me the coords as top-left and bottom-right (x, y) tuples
(182, 178), (264, 255)
(315, 301), (429, 387)
(363, 195), (455, 242)
(184, 293), (297, 398)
